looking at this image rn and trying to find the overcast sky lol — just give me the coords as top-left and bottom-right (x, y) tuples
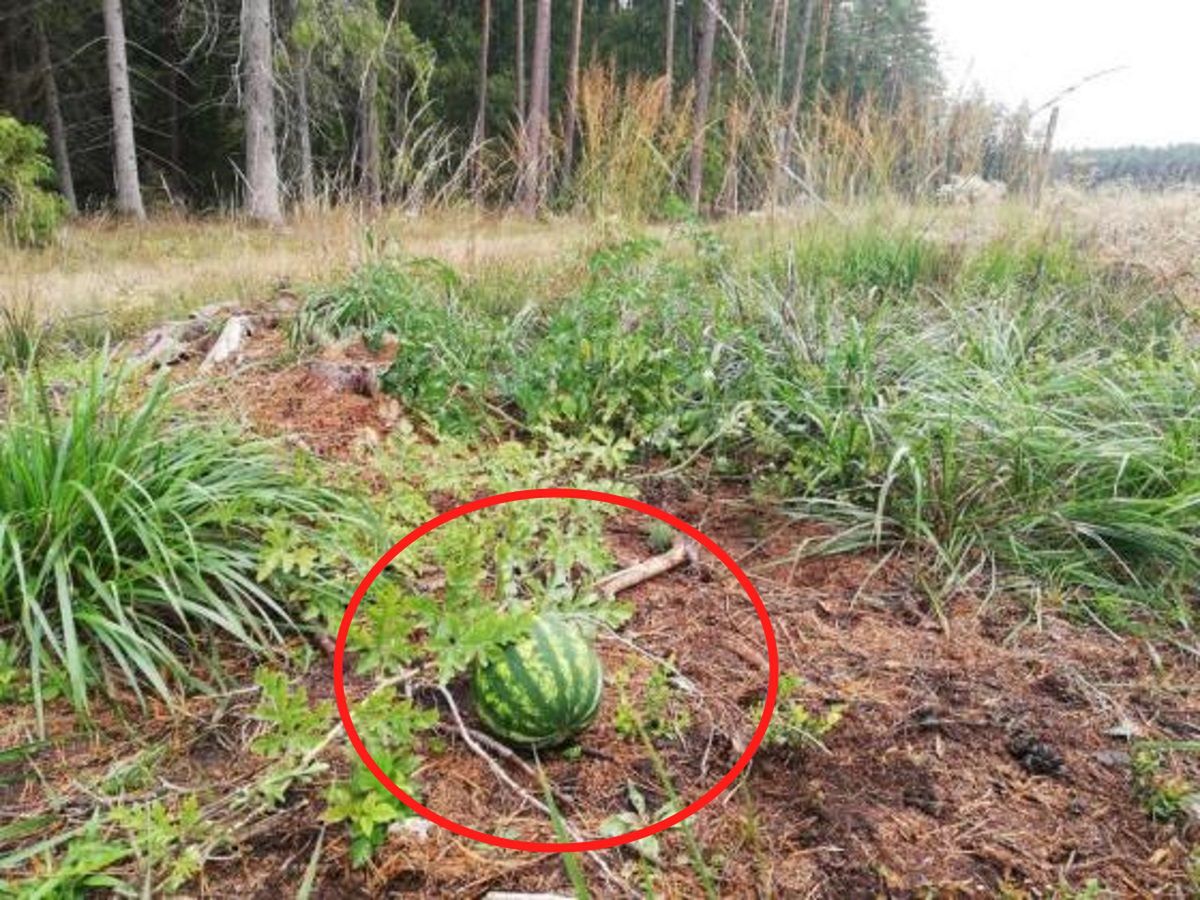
(924, 0), (1200, 149)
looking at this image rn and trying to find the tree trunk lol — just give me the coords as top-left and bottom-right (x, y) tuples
(814, 0), (831, 97)
(358, 63), (382, 210)
(242, 0), (283, 224)
(472, 0), (491, 202)
(36, 21), (76, 214)
(664, 0), (676, 109)
(517, 0), (551, 214)
(775, 0), (815, 204)
(562, 0), (584, 175)
(515, 0), (527, 122)
(102, 0), (145, 219)
(688, 0), (719, 212)
(166, 0), (184, 180)
(296, 57), (316, 207)
(773, 0), (790, 106)
(720, 0), (748, 215)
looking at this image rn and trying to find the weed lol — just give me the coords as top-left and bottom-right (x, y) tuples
(359, 226), (1199, 628)
(323, 689), (437, 866)
(757, 673), (846, 751)
(645, 521), (676, 555)
(0, 302), (45, 370)
(289, 256), (461, 351)
(598, 782), (676, 866)
(1131, 742), (1199, 825)
(0, 818), (132, 897)
(108, 796), (210, 894)
(0, 357), (354, 727)
(613, 663), (692, 742)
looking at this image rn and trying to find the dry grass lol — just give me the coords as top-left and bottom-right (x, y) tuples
(2, 189), (1198, 333)
(0, 208), (602, 328)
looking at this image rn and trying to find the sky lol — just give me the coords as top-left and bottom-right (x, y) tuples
(924, 0), (1200, 150)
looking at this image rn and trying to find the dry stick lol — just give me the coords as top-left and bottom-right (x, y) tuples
(592, 539), (699, 598)
(436, 687), (636, 899)
(435, 716), (575, 811)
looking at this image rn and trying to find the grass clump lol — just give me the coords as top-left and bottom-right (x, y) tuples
(0, 358), (351, 724)
(316, 222), (1197, 630)
(0, 301), (46, 371)
(288, 256), (462, 350)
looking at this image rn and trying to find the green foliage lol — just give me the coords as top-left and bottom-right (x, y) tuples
(758, 674), (846, 750)
(107, 797), (209, 894)
(1131, 742), (1199, 825)
(0, 357), (353, 725)
(364, 224), (1197, 630)
(0, 117), (64, 248)
(290, 257), (461, 350)
(323, 688), (437, 866)
(250, 668), (334, 762)
(0, 819), (133, 899)
(613, 662), (691, 742)
(645, 521), (676, 555)
(598, 782), (678, 866)
(1056, 143), (1200, 187)
(1, 303), (48, 372)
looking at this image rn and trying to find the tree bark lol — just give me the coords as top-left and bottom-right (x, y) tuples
(517, 0), (551, 214)
(775, 0), (815, 204)
(242, 0), (283, 224)
(664, 0), (676, 109)
(102, 0), (145, 219)
(720, 0), (748, 215)
(515, 0), (527, 122)
(285, 0), (315, 207)
(166, 0), (184, 180)
(814, 0), (832, 97)
(472, 0), (491, 202)
(295, 58), (315, 207)
(688, 0), (719, 212)
(358, 63), (382, 210)
(773, 0), (790, 106)
(36, 21), (76, 214)
(562, 0), (584, 176)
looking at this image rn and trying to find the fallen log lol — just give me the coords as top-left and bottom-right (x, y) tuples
(129, 318), (208, 367)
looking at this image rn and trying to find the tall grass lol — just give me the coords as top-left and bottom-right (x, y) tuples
(0, 358), (351, 726)
(0, 301), (44, 370)
(328, 222), (1199, 630)
(573, 68), (694, 219)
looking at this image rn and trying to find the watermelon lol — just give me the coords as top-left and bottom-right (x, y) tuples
(471, 616), (603, 749)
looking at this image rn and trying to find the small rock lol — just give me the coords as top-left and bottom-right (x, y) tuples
(1093, 750), (1131, 769)
(1182, 794), (1200, 835)
(378, 397), (402, 425)
(200, 315), (255, 371)
(389, 817), (434, 842)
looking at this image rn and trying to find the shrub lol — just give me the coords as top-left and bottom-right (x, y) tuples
(0, 116), (66, 247)
(0, 358), (352, 724)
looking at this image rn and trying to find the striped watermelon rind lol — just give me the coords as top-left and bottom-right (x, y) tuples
(471, 616), (603, 749)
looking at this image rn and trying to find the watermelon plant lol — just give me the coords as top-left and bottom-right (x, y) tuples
(471, 616), (603, 749)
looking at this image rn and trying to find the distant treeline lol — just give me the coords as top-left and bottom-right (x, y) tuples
(1055, 144), (1200, 188)
(1, 0), (1053, 232)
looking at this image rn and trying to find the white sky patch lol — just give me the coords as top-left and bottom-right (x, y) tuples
(924, 0), (1200, 149)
